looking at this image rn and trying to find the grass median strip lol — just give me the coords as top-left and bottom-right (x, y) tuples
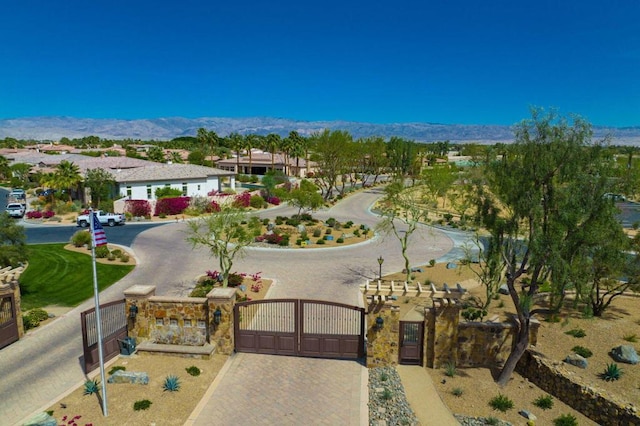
(20, 243), (134, 310)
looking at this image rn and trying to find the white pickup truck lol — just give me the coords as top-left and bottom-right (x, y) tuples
(77, 210), (126, 227)
(5, 203), (26, 218)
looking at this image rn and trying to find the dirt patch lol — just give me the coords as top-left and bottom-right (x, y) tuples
(47, 353), (228, 426)
(393, 263), (640, 424)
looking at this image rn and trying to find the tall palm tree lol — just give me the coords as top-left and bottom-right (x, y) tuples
(264, 133), (281, 172)
(243, 134), (259, 175)
(228, 132), (244, 174)
(197, 127), (219, 167)
(287, 131), (306, 177)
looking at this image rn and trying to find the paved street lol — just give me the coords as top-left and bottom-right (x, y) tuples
(1, 188), (465, 425)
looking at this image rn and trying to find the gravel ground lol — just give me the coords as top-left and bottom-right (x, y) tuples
(369, 366), (419, 426)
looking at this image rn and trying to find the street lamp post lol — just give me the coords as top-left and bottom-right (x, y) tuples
(377, 255), (384, 281)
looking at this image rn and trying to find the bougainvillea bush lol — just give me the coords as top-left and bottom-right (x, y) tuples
(154, 197), (191, 216)
(124, 200), (152, 218)
(233, 192), (251, 208)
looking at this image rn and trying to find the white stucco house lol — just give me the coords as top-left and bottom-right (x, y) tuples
(113, 163), (236, 200)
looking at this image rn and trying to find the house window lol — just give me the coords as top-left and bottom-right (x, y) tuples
(184, 319), (193, 327)
(126, 186), (132, 198)
(182, 183), (187, 196)
(197, 184), (201, 191)
(155, 318), (164, 326)
(197, 320), (206, 329)
(169, 318), (178, 326)
(146, 185), (152, 199)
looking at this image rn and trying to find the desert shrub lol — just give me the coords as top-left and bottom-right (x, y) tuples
(133, 399), (152, 411)
(553, 414), (578, 426)
(95, 245), (110, 258)
(313, 228), (322, 238)
(488, 394), (514, 412)
(227, 273), (245, 287)
(155, 197), (190, 216)
(124, 199), (152, 218)
(601, 363), (623, 381)
(571, 346), (593, 358)
(316, 239), (325, 245)
(623, 333), (638, 342)
(325, 228), (332, 235)
(296, 239), (303, 246)
(565, 328), (586, 338)
(533, 394), (554, 410)
(71, 230), (92, 247)
(26, 211), (43, 219)
(262, 218), (270, 226)
(22, 313), (40, 330)
(444, 361), (457, 377)
(345, 221), (353, 228)
(429, 259), (436, 267)
(326, 217), (336, 227)
(249, 194), (265, 209)
(266, 196), (280, 205)
(111, 249), (123, 257)
(109, 366), (126, 375)
(452, 387), (464, 397)
(83, 379), (100, 396)
(155, 187), (183, 198)
(353, 229), (360, 237)
(120, 253), (130, 263)
(107, 253), (116, 261)
(185, 366), (201, 377)
(336, 238), (344, 244)
(162, 375), (181, 392)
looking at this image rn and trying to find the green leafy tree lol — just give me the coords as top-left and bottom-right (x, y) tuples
(309, 129), (352, 200)
(287, 179), (324, 216)
(185, 207), (261, 287)
(188, 149), (206, 166)
(9, 163), (32, 187)
(422, 165), (457, 208)
(84, 168), (115, 208)
(0, 155), (11, 180)
(386, 137), (418, 179)
(478, 109), (622, 386)
(0, 213), (27, 267)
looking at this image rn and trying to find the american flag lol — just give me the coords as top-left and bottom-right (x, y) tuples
(92, 212), (108, 246)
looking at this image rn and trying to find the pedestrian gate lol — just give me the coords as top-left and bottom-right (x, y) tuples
(234, 299), (365, 359)
(80, 299), (128, 373)
(399, 321), (424, 365)
(0, 294), (19, 350)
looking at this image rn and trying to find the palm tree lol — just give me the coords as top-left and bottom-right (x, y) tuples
(264, 133), (281, 172)
(228, 132), (244, 174)
(52, 160), (82, 202)
(243, 134), (259, 175)
(197, 128), (219, 167)
(287, 131), (306, 177)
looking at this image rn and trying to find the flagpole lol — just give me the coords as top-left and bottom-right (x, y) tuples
(89, 208), (108, 416)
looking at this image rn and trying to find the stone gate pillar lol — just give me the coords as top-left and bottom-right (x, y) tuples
(207, 287), (236, 355)
(123, 285), (156, 341)
(426, 301), (461, 368)
(366, 299), (400, 368)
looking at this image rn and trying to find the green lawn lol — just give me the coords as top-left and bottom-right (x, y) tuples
(19, 243), (135, 310)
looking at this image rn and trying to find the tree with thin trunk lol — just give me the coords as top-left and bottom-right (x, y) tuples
(376, 179), (430, 283)
(228, 132), (244, 174)
(287, 131), (306, 177)
(51, 160), (82, 202)
(185, 207), (261, 287)
(85, 168), (115, 208)
(264, 133), (281, 172)
(243, 134), (258, 175)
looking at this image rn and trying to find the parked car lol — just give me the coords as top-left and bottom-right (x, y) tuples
(5, 203), (26, 218)
(76, 210), (126, 227)
(604, 193), (627, 202)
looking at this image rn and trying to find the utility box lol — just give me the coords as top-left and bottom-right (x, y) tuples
(119, 337), (136, 355)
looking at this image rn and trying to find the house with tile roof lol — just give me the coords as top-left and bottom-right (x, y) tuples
(113, 163), (236, 200)
(216, 151), (315, 177)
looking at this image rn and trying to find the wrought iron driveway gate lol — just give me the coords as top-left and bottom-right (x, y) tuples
(234, 299), (365, 359)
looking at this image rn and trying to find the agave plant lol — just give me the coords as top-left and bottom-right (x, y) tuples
(163, 375), (181, 392)
(601, 363), (623, 381)
(83, 379), (100, 396)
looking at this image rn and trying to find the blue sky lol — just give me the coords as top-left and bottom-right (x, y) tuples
(1, 1), (638, 126)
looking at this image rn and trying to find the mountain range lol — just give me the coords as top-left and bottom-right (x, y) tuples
(1, 116), (639, 145)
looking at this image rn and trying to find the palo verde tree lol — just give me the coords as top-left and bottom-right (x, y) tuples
(84, 168), (115, 208)
(0, 213), (27, 267)
(478, 109), (622, 386)
(287, 179), (324, 217)
(185, 207), (261, 287)
(376, 179), (431, 283)
(309, 129), (353, 200)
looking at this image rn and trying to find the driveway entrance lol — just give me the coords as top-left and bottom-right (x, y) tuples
(234, 299), (365, 359)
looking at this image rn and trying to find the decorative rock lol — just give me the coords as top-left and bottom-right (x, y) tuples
(498, 284), (510, 295)
(519, 409), (537, 420)
(22, 412), (57, 426)
(446, 262), (457, 269)
(410, 267), (424, 273)
(297, 224), (306, 233)
(564, 353), (588, 369)
(107, 370), (149, 385)
(267, 223), (275, 231)
(611, 345), (639, 364)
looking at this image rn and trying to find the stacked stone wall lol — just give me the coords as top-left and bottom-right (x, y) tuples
(146, 296), (209, 346)
(457, 321), (513, 368)
(516, 350), (640, 425)
(366, 304), (400, 368)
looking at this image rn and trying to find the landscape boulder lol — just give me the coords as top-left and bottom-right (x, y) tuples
(498, 284), (510, 295)
(107, 370), (150, 385)
(610, 345), (639, 364)
(564, 353), (588, 369)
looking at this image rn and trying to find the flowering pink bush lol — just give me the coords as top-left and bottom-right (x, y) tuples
(206, 200), (221, 213)
(233, 192), (251, 208)
(26, 211), (42, 219)
(154, 197), (190, 216)
(125, 200), (151, 217)
(266, 196), (280, 206)
(43, 210), (55, 218)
